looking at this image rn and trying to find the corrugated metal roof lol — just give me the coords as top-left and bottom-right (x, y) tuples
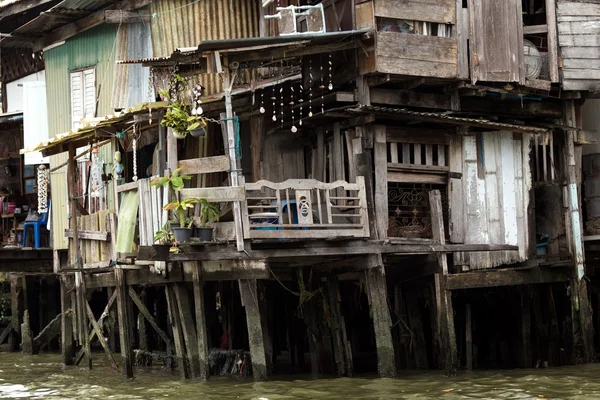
(349, 105), (551, 134)
(4, 0), (113, 39)
(21, 101), (166, 155)
(150, 0), (261, 95)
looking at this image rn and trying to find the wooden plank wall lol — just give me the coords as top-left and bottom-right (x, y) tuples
(557, 0), (600, 91)
(373, 0), (455, 24)
(451, 132), (532, 270)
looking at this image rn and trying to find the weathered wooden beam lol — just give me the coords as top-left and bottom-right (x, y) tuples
(64, 229), (110, 241)
(0, 0), (56, 20)
(192, 263), (210, 380)
(0, 261), (53, 273)
(364, 256), (396, 378)
(128, 287), (172, 348)
(446, 268), (570, 290)
(104, 10), (151, 23)
(239, 279), (268, 381)
(178, 155), (230, 175)
(174, 284), (202, 378)
(33, 0), (153, 51)
(370, 88), (451, 110)
(86, 302), (118, 369)
(137, 242), (519, 263)
(115, 265), (134, 377)
(165, 285), (189, 378)
(33, 312), (62, 352)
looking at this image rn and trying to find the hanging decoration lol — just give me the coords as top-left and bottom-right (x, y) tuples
(271, 86), (277, 121)
(328, 53), (333, 90)
(37, 165), (49, 213)
(280, 85), (284, 128)
(309, 57), (313, 117)
(320, 54), (325, 115)
(132, 125), (138, 182)
(113, 151), (124, 180)
(259, 89), (265, 114)
(147, 68), (155, 125)
(90, 144), (100, 198)
(290, 82), (297, 132)
(191, 83), (204, 115)
(298, 84), (304, 126)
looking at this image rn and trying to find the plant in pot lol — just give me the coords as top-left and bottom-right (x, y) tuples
(159, 76), (206, 140)
(151, 168), (196, 243)
(164, 197), (199, 243)
(196, 198), (220, 242)
(153, 223), (181, 254)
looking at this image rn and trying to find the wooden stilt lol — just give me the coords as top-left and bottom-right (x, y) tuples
(60, 275), (75, 365)
(327, 275), (351, 377)
(405, 288), (428, 369)
(547, 286), (560, 366)
(33, 313), (62, 354)
(166, 284), (189, 379)
(115, 267), (133, 378)
(137, 289), (149, 366)
(239, 279), (267, 381)
(465, 303), (472, 371)
(21, 309), (33, 354)
(129, 287), (172, 349)
(193, 263), (209, 380)
(258, 281), (273, 376)
(365, 255), (396, 378)
(106, 288), (118, 352)
(8, 278), (21, 352)
(430, 190), (458, 375)
(174, 283), (201, 378)
(520, 289), (532, 368)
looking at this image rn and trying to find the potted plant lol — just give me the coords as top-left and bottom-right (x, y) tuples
(159, 76), (206, 140)
(153, 223), (181, 254)
(165, 197), (199, 243)
(196, 198), (220, 242)
(151, 168), (197, 243)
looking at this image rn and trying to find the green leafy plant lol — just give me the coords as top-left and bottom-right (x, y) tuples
(150, 167), (191, 192)
(197, 198), (221, 227)
(165, 197), (199, 229)
(159, 80), (206, 137)
(154, 223), (174, 245)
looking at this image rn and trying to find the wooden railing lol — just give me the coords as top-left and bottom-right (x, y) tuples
(242, 177), (369, 239)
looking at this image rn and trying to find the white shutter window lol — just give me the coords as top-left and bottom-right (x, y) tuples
(70, 67), (96, 131)
(70, 71), (83, 130)
(83, 68), (96, 119)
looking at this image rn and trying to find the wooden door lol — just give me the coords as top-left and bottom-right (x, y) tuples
(468, 0), (524, 84)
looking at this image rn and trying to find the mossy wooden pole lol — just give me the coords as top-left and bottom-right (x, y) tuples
(56, 250), (75, 365)
(239, 279), (267, 381)
(365, 255), (396, 378)
(193, 263), (209, 380)
(430, 190), (458, 375)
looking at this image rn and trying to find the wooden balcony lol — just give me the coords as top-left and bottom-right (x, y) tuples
(243, 177), (370, 240)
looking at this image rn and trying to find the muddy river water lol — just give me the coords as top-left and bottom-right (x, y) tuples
(0, 353), (597, 399)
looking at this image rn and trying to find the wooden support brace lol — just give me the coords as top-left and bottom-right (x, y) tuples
(86, 302), (118, 369)
(129, 288), (172, 349)
(430, 190), (458, 375)
(192, 263), (210, 380)
(239, 279), (267, 381)
(364, 255), (396, 378)
(174, 283), (202, 378)
(166, 285), (189, 379)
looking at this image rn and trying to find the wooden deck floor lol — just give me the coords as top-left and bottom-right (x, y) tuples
(0, 248), (53, 273)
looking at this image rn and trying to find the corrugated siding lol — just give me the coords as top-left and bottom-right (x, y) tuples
(150, 0), (261, 94)
(113, 23), (153, 109)
(451, 132), (532, 270)
(45, 25), (118, 249)
(557, 0), (600, 91)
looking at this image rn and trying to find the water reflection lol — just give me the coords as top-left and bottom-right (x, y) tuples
(0, 353), (597, 399)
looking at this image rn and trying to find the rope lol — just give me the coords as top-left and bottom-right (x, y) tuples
(221, 116), (241, 160)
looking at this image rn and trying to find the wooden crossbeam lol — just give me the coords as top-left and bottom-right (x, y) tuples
(75, 290), (117, 365)
(178, 155), (231, 175)
(446, 267), (570, 290)
(86, 302), (118, 369)
(64, 229), (110, 241)
(128, 287), (173, 348)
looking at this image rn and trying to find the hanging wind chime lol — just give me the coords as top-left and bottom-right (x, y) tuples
(271, 85), (277, 122)
(298, 83), (304, 126)
(309, 57), (313, 118)
(37, 165), (49, 213)
(290, 81), (297, 132)
(132, 124), (138, 182)
(90, 144), (100, 198)
(259, 88), (265, 114)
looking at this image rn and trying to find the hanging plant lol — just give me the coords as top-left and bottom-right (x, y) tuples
(159, 75), (206, 140)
